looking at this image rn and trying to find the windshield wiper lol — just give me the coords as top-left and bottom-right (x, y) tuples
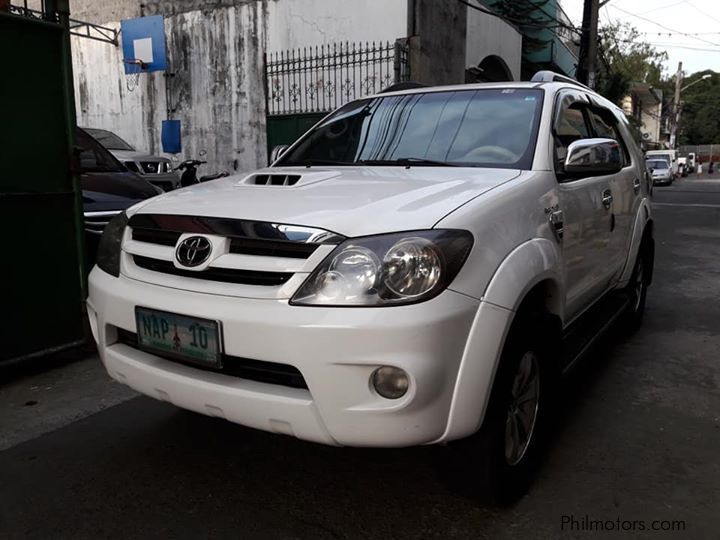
(359, 157), (459, 167)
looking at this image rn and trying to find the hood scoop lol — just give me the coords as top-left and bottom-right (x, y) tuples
(246, 173), (302, 186)
(240, 169), (342, 188)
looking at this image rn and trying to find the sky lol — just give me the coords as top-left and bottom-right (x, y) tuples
(562, 0), (720, 76)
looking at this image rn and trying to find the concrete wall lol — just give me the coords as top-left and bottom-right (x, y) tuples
(466, 8), (521, 81)
(408, 0), (467, 85)
(72, 2), (268, 173)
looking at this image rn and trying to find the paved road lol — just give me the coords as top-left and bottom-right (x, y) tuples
(2, 177), (720, 539)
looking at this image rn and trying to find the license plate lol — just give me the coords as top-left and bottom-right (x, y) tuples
(135, 307), (222, 367)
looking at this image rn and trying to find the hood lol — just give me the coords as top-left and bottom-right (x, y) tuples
(81, 171), (160, 212)
(110, 149), (168, 162)
(130, 166), (522, 236)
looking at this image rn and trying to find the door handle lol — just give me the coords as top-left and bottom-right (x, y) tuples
(549, 210), (564, 240)
(633, 178), (641, 194)
(601, 189), (613, 209)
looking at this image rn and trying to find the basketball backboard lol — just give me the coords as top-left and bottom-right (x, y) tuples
(120, 15), (166, 73)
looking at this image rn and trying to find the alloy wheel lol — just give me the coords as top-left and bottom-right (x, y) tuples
(504, 351), (541, 466)
(633, 258), (645, 312)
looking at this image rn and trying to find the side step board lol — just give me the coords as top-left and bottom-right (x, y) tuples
(560, 293), (630, 374)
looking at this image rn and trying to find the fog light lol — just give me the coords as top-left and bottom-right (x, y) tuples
(371, 366), (409, 399)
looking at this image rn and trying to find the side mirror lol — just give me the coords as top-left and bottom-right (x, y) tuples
(270, 145), (289, 164)
(564, 138), (623, 177)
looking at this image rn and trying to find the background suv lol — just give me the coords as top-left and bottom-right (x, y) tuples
(87, 72), (654, 503)
(83, 127), (180, 192)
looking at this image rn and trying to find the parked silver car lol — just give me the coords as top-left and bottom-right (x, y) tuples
(646, 158), (673, 186)
(83, 127), (181, 191)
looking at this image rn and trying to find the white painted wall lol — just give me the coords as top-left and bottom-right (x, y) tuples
(72, 21), (166, 154)
(266, 0), (407, 51)
(72, 3), (268, 174)
(641, 102), (662, 143)
(465, 8), (522, 81)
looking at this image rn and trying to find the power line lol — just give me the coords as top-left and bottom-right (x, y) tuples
(639, 31), (720, 37)
(686, 0), (720, 26)
(608, 4), (720, 47)
(638, 0), (689, 15)
(648, 43), (720, 52)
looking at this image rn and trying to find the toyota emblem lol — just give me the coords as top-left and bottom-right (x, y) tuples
(176, 236), (212, 267)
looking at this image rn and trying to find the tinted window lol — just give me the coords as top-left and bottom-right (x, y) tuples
(76, 129), (126, 173)
(589, 108), (631, 165)
(84, 128), (135, 151)
(554, 97), (592, 167)
(589, 110), (615, 139)
(279, 89), (544, 169)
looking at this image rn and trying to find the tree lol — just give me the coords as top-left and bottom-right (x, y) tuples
(678, 70), (720, 145)
(596, 22), (669, 104)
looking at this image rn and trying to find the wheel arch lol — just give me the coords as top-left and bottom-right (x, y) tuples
(439, 239), (564, 443)
(618, 199), (654, 286)
(482, 238), (564, 320)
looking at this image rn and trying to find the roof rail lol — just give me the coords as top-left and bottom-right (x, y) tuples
(530, 70), (590, 90)
(379, 81), (428, 93)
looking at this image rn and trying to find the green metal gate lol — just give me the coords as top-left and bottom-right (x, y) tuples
(0, 3), (86, 362)
(264, 40), (409, 159)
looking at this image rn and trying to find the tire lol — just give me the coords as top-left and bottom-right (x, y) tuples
(449, 313), (557, 505)
(623, 242), (650, 331)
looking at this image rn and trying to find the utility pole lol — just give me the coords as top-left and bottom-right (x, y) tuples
(670, 61), (683, 149)
(577, 0), (600, 88)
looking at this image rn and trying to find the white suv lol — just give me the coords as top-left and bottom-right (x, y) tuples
(87, 72), (654, 502)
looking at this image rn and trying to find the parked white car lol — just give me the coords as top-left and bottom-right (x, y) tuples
(87, 72), (654, 502)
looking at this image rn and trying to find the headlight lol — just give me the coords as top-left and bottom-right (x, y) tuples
(96, 211), (128, 277)
(290, 230), (473, 306)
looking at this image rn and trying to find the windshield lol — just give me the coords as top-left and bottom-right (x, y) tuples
(83, 128), (135, 151)
(278, 88), (544, 169)
(76, 128), (127, 173)
(646, 159), (669, 170)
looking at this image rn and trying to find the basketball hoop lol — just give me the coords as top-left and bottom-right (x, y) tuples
(124, 58), (148, 92)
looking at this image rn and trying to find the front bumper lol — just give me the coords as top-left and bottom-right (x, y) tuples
(652, 175), (673, 185)
(143, 172), (181, 191)
(87, 268), (498, 447)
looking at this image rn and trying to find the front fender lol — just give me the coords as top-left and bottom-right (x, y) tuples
(482, 238), (564, 315)
(438, 238), (563, 442)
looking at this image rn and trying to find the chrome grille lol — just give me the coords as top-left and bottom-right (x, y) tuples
(133, 256), (293, 285)
(140, 161), (161, 174)
(124, 214), (343, 289)
(84, 210), (122, 235)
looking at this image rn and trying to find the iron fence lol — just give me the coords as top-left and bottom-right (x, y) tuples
(265, 39), (409, 116)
